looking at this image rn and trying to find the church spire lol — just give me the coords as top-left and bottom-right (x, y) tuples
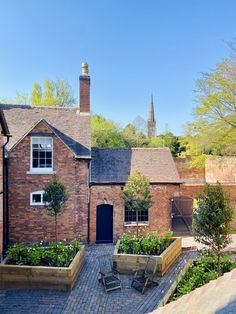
(148, 94), (155, 121)
(146, 94), (156, 138)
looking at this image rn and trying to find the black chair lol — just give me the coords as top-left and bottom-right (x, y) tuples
(131, 256), (159, 294)
(97, 254), (122, 293)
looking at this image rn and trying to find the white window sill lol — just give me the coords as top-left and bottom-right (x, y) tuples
(27, 170), (56, 175)
(124, 223), (149, 227)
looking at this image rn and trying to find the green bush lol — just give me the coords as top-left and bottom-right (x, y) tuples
(171, 254), (236, 301)
(118, 231), (173, 255)
(6, 240), (81, 267)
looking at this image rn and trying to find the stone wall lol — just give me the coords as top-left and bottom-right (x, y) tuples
(90, 184), (180, 243)
(8, 121), (89, 244)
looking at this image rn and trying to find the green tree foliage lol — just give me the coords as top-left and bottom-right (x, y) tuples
(122, 124), (149, 147)
(0, 79), (76, 107)
(31, 83), (42, 106)
(44, 175), (68, 249)
(183, 44), (236, 166)
(122, 171), (152, 236)
(193, 183), (234, 276)
(91, 115), (124, 147)
(148, 131), (186, 157)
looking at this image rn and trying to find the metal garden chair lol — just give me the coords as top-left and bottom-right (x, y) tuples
(131, 256), (159, 294)
(97, 254), (122, 293)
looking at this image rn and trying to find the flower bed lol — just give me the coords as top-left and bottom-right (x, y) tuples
(0, 240), (85, 291)
(170, 254), (236, 301)
(113, 232), (182, 276)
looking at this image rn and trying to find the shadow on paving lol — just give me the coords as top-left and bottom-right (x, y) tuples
(0, 244), (198, 314)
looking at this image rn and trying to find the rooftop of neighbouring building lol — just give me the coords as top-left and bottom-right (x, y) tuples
(0, 104), (91, 157)
(151, 267), (236, 314)
(91, 147), (181, 184)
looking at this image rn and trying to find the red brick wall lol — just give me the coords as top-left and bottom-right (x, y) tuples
(175, 157), (205, 184)
(90, 184), (180, 243)
(8, 121), (89, 244)
(0, 133), (3, 255)
(80, 76), (90, 113)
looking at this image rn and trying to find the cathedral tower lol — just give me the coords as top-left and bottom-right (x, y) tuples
(146, 95), (156, 138)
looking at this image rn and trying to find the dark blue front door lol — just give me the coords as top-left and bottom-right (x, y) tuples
(96, 204), (113, 243)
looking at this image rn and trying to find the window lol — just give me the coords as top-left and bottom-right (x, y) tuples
(31, 137), (53, 172)
(125, 207), (149, 224)
(30, 191), (45, 206)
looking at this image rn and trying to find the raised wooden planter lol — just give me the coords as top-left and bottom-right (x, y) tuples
(0, 245), (85, 291)
(113, 238), (182, 276)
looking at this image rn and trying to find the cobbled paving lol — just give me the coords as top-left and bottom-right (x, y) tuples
(0, 245), (198, 314)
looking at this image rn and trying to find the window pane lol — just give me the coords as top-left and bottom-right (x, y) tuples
(31, 137), (52, 169)
(46, 159), (52, 167)
(125, 207), (148, 223)
(33, 151), (39, 158)
(32, 194), (41, 203)
(33, 159), (39, 168)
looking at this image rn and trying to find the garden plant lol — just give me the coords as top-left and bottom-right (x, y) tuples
(118, 231), (173, 255)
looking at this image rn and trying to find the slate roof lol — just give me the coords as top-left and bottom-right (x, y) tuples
(0, 104), (91, 157)
(91, 148), (181, 184)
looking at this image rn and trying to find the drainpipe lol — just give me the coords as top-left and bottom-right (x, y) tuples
(2, 135), (11, 257)
(87, 160), (91, 245)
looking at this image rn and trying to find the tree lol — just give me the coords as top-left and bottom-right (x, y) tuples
(43, 175), (68, 264)
(183, 43), (236, 166)
(122, 171), (152, 236)
(91, 114), (124, 147)
(0, 79), (76, 107)
(193, 183), (234, 276)
(148, 132), (186, 157)
(122, 124), (149, 147)
(31, 83), (42, 106)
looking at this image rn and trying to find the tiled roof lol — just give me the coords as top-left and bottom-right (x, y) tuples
(0, 104), (91, 157)
(152, 268), (236, 314)
(91, 147), (181, 184)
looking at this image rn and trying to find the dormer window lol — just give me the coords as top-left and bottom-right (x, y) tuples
(30, 137), (53, 172)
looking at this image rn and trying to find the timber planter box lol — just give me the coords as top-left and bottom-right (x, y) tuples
(0, 245), (85, 291)
(113, 238), (182, 276)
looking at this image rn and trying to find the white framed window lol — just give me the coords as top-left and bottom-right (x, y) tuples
(30, 190), (45, 206)
(30, 137), (53, 172)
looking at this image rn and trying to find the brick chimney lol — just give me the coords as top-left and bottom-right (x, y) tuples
(79, 63), (90, 114)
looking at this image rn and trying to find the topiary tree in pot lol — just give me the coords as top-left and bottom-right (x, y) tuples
(122, 171), (152, 236)
(193, 182), (234, 276)
(44, 175), (68, 265)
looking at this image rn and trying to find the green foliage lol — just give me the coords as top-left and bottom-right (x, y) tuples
(122, 171), (152, 235)
(122, 124), (149, 147)
(91, 115), (124, 147)
(183, 45), (236, 164)
(6, 240), (81, 267)
(171, 254), (236, 301)
(193, 183), (234, 275)
(118, 231), (173, 255)
(0, 79), (76, 107)
(44, 175), (68, 217)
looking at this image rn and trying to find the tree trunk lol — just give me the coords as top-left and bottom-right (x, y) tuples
(217, 251), (221, 277)
(136, 209), (139, 237)
(55, 214), (58, 266)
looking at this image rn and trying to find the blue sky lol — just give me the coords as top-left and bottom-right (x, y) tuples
(0, 0), (236, 135)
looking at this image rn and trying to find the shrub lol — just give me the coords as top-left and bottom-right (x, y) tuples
(118, 231), (173, 255)
(171, 254), (236, 301)
(6, 240), (81, 267)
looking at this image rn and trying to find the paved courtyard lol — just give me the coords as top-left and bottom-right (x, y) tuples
(0, 245), (197, 314)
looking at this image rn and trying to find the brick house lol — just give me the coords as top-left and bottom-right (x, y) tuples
(1, 64), (236, 255)
(90, 148), (181, 243)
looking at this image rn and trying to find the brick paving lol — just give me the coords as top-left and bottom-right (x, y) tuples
(0, 245), (198, 314)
